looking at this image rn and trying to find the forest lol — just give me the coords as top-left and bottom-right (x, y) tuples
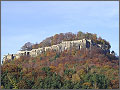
(1, 31), (119, 89)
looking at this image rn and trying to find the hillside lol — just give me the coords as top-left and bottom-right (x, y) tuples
(1, 31), (119, 89)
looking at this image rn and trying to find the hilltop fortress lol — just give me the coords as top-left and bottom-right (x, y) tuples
(3, 39), (110, 62)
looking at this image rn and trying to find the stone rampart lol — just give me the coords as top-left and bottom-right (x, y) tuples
(3, 38), (109, 62)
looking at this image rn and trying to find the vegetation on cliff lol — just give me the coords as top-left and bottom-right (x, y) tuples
(1, 31), (119, 89)
(21, 31), (111, 50)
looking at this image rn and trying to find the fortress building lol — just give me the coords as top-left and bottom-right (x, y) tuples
(2, 39), (109, 62)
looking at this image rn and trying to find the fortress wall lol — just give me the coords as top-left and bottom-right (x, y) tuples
(30, 49), (38, 57)
(45, 46), (52, 51)
(13, 54), (20, 59)
(4, 39), (102, 61)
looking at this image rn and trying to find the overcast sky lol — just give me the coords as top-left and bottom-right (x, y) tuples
(1, 1), (119, 62)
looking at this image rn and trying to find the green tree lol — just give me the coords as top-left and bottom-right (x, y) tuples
(83, 73), (110, 89)
(62, 80), (74, 89)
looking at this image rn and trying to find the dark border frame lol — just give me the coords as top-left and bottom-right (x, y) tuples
(0, 0), (119, 90)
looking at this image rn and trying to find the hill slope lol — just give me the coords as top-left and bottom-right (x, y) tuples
(1, 31), (119, 89)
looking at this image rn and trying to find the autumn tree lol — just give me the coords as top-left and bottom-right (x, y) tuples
(21, 42), (33, 51)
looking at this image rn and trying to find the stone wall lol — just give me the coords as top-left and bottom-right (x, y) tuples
(3, 38), (109, 62)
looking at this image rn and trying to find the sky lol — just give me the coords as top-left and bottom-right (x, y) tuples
(1, 1), (119, 63)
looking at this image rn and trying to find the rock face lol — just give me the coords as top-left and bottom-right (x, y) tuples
(2, 39), (110, 62)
